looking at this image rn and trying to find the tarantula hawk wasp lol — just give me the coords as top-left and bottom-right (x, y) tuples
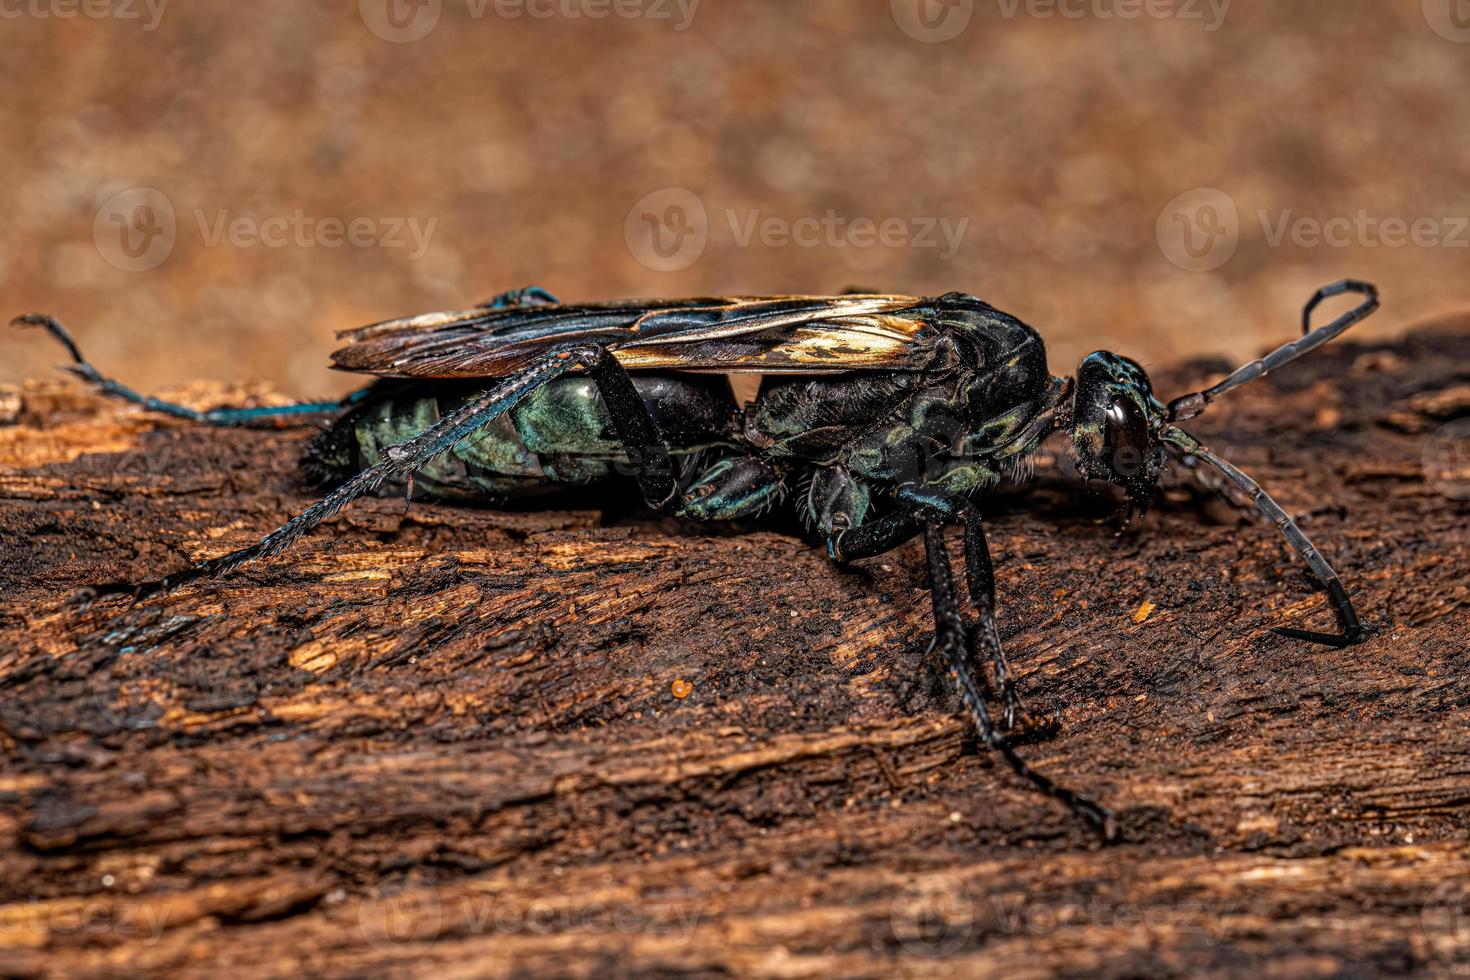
(13, 278), (1379, 839)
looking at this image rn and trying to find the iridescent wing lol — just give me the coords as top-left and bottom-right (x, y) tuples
(330, 295), (941, 378)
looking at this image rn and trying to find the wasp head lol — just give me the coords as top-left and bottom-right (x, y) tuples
(1070, 352), (1168, 509)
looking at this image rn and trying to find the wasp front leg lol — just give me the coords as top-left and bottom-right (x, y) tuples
(919, 516), (1115, 840)
(676, 457), (784, 521)
(900, 483), (1058, 741)
(824, 480), (1112, 839)
(827, 477), (1050, 739)
(817, 471), (945, 707)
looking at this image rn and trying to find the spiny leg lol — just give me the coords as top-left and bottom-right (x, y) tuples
(81, 348), (597, 601)
(959, 512), (1049, 736)
(823, 494), (1112, 835)
(894, 485), (1042, 735)
(11, 314), (359, 425)
(827, 503), (996, 699)
(1161, 426), (1368, 647)
(826, 508), (955, 706)
(677, 457), (784, 521)
(921, 518), (1116, 840)
(827, 509), (920, 562)
(575, 350), (790, 519)
(574, 349), (680, 509)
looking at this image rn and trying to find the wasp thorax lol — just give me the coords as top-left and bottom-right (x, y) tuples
(1071, 351), (1167, 506)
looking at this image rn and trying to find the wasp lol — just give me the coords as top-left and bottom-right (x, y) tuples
(13, 279), (1380, 839)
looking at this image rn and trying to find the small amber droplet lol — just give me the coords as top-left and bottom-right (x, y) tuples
(671, 678), (693, 700)
(1132, 600), (1156, 624)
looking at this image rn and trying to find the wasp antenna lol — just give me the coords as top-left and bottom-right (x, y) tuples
(1160, 425), (1370, 647)
(12, 313), (89, 366)
(1166, 280), (1379, 423)
(14, 312), (349, 426)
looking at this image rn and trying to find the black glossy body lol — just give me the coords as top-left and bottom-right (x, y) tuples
(306, 292), (1068, 531)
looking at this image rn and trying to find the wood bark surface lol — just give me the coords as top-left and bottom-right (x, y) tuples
(1, 322), (1469, 978)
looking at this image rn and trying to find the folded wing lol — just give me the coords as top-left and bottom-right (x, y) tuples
(330, 295), (936, 378)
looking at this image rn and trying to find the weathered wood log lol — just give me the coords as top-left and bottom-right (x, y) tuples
(2, 322), (1469, 978)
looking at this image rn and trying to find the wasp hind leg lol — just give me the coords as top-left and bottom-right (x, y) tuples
(11, 314), (359, 425)
(567, 348), (789, 518)
(79, 347), (601, 601)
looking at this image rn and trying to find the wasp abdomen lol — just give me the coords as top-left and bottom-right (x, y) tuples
(302, 374), (736, 502)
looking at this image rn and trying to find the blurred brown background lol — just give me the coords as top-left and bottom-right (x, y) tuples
(2, 0), (1467, 399)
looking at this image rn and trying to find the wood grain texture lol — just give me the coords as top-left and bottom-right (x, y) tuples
(2, 324), (1469, 978)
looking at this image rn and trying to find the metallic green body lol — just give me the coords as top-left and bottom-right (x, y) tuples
(307, 375), (736, 502)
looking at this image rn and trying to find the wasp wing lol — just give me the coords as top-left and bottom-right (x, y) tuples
(330, 295), (937, 378)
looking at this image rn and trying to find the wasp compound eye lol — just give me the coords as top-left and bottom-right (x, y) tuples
(1071, 352), (1167, 507)
(1104, 395), (1150, 480)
